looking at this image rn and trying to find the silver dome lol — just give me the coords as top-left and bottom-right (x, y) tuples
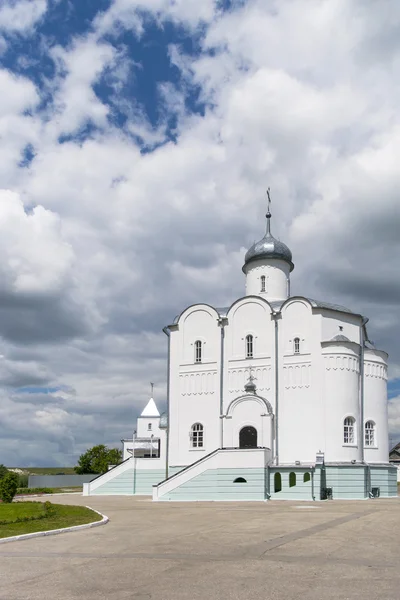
(243, 213), (294, 272)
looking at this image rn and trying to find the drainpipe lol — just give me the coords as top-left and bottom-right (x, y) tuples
(162, 326), (171, 479)
(273, 312), (279, 465)
(359, 317), (368, 465)
(218, 317), (226, 449)
(360, 317), (371, 497)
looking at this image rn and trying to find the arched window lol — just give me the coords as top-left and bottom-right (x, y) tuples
(191, 423), (204, 448)
(365, 421), (375, 447)
(246, 334), (253, 358)
(344, 417), (355, 444)
(289, 472), (296, 487)
(294, 337), (300, 354)
(233, 477), (247, 483)
(274, 472), (282, 493)
(260, 275), (266, 292)
(194, 340), (202, 363)
(303, 472), (311, 483)
(147, 423), (152, 431)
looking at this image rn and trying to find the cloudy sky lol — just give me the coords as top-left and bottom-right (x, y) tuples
(0, 0), (400, 467)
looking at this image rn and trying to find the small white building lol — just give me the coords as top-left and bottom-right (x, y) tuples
(85, 205), (396, 500)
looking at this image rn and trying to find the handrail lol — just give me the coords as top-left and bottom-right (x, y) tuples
(154, 446), (270, 489)
(154, 448), (220, 488)
(88, 456), (132, 484)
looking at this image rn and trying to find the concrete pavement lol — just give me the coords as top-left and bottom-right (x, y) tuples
(1, 494), (400, 600)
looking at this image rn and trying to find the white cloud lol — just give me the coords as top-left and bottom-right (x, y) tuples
(93, 0), (216, 37)
(1, 0), (400, 464)
(0, 190), (74, 295)
(0, 0), (47, 34)
(47, 36), (117, 137)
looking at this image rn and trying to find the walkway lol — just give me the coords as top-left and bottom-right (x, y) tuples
(1, 494), (399, 600)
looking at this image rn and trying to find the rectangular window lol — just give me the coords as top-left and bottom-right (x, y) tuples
(344, 424), (354, 444)
(192, 431), (204, 448)
(196, 432), (203, 447)
(365, 423), (375, 446)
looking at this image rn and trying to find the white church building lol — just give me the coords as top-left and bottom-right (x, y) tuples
(84, 203), (397, 501)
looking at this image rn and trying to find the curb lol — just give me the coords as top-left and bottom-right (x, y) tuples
(0, 507), (109, 544)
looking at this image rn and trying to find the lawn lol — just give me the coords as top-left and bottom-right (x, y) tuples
(0, 501), (102, 539)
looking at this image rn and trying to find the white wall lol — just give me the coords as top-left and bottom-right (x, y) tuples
(168, 304), (221, 467)
(322, 343), (360, 462)
(166, 293), (388, 470)
(321, 311), (360, 343)
(364, 349), (389, 463)
(279, 299), (323, 464)
(244, 258), (290, 301)
(137, 416), (161, 438)
(224, 297), (274, 411)
(223, 395), (273, 449)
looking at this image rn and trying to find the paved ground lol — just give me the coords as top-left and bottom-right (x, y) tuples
(1, 495), (400, 600)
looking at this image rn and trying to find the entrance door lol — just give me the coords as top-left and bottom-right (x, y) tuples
(239, 426), (258, 448)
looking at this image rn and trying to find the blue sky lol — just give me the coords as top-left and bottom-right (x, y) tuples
(1, 0), (400, 466)
(1, 0), (206, 145)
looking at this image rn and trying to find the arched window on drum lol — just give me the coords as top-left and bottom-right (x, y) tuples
(364, 421), (375, 447)
(246, 334), (254, 359)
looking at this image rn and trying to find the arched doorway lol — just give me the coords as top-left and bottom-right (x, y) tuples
(239, 426), (258, 448)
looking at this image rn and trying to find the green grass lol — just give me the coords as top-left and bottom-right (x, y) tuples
(0, 502), (102, 539)
(0, 502), (45, 522)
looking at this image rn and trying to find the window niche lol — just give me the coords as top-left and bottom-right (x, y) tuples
(194, 340), (202, 363)
(246, 334), (254, 359)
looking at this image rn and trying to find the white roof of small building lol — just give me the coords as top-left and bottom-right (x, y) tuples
(140, 397), (160, 417)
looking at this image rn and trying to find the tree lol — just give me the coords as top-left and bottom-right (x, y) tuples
(0, 472), (19, 503)
(0, 464), (9, 480)
(75, 445), (122, 474)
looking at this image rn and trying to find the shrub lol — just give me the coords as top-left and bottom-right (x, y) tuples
(18, 474), (29, 488)
(16, 487), (54, 495)
(0, 464), (9, 480)
(0, 472), (19, 503)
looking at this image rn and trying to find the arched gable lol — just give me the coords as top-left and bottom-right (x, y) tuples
(226, 295), (274, 318)
(226, 296), (274, 360)
(177, 304), (220, 365)
(176, 303), (220, 325)
(226, 394), (273, 416)
(280, 296), (313, 313)
(280, 296), (313, 357)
